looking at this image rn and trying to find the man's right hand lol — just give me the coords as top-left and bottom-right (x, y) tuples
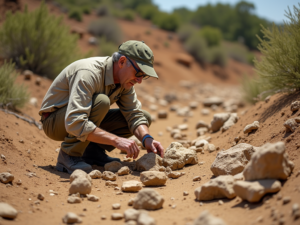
(114, 137), (140, 159)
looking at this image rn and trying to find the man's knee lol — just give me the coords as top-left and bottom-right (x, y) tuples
(142, 110), (152, 127)
(92, 94), (110, 112)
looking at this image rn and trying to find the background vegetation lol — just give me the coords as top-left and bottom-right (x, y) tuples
(0, 62), (29, 109)
(0, 3), (83, 79)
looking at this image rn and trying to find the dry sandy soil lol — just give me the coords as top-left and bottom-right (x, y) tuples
(0, 1), (299, 225)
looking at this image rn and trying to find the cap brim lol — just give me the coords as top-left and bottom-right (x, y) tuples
(136, 60), (158, 79)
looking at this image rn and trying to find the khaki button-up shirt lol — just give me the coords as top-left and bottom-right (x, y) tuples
(39, 56), (148, 142)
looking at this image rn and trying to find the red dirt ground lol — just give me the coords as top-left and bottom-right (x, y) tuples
(0, 1), (299, 225)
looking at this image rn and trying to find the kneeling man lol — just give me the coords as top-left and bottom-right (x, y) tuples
(39, 40), (164, 173)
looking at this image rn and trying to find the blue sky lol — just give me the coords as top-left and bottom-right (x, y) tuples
(152, 0), (299, 24)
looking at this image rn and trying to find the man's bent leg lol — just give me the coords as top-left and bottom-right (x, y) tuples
(56, 94), (110, 173)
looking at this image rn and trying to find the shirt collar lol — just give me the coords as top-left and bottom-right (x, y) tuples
(105, 57), (115, 88)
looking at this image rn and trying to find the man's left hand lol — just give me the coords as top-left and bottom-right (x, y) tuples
(144, 138), (164, 158)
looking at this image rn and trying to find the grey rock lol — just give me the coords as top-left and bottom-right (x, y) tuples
(291, 101), (300, 111)
(102, 171), (117, 181)
(62, 212), (81, 224)
(211, 113), (230, 132)
(69, 170), (92, 195)
(104, 161), (123, 172)
(210, 143), (256, 176)
(111, 213), (123, 220)
(67, 196), (81, 204)
(194, 175), (236, 201)
(136, 153), (164, 172)
(117, 166), (130, 176)
(221, 113), (238, 132)
(137, 212), (156, 225)
(124, 208), (140, 221)
(203, 97), (223, 107)
(243, 142), (294, 181)
(87, 194), (99, 202)
(233, 179), (281, 203)
(284, 118), (298, 132)
(133, 189), (164, 210)
(89, 170), (102, 179)
(0, 172), (14, 184)
(140, 171), (167, 186)
(196, 121), (209, 129)
(158, 110), (168, 119)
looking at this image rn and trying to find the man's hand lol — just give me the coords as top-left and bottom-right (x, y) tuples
(144, 138), (164, 158)
(114, 137), (140, 159)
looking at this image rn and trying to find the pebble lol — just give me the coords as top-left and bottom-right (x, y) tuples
(256, 216), (263, 223)
(17, 179), (22, 185)
(112, 203), (121, 210)
(37, 194), (44, 201)
(0, 202), (18, 219)
(183, 191), (189, 196)
(193, 176), (201, 181)
(87, 195), (99, 202)
(172, 205), (176, 209)
(218, 200), (224, 205)
(292, 203), (300, 219)
(101, 215), (106, 220)
(62, 212), (81, 224)
(199, 202), (203, 206)
(282, 196), (291, 204)
(111, 213), (123, 220)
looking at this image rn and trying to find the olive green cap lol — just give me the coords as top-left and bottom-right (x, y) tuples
(118, 40), (158, 79)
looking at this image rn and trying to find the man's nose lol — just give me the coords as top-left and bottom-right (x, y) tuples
(135, 76), (143, 84)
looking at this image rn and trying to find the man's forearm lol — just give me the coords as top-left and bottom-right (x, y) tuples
(134, 124), (150, 142)
(86, 127), (118, 146)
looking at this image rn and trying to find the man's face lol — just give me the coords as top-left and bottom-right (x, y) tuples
(119, 57), (143, 89)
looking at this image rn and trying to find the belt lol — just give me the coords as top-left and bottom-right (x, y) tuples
(41, 112), (52, 123)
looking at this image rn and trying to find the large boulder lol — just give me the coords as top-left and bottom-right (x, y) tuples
(243, 142), (294, 181)
(194, 175), (236, 201)
(193, 210), (226, 225)
(69, 170), (92, 195)
(136, 153), (164, 172)
(140, 171), (167, 186)
(211, 113), (230, 132)
(133, 189), (164, 210)
(233, 179), (281, 203)
(163, 142), (198, 170)
(210, 143), (256, 176)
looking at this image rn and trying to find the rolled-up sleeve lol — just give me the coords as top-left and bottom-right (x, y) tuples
(65, 70), (97, 142)
(117, 87), (149, 134)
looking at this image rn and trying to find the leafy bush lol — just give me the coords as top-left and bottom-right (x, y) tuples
(0, 3), (81, 79)
(68, 7), (82, 21)
(98, 38), (118, 56)
(114, 9), (135, 21)
(254, 4), (300, 93)
(225, 42), (253, 64)
(0, 61), (29, 108)
(153, 12), (180, 32)
(184, 34), (209, 65)
(177, 24), (197, 43)
(137, 4), (159, 20)
(88, 17), (123, 45)
(209, 46), (227, 67)
(199, 26), (222, 47)
(82, 6), (91, 15)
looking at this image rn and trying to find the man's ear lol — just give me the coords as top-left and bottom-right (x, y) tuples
(118, 56), (126, 68)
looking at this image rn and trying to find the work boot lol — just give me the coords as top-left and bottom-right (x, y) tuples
(82, 142), (121, 167)
(56, 149), (92, 174)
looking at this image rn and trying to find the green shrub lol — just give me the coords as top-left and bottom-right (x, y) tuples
(184, 34), (209, 65)
(68, 7), (82, 21)
(88, 17), (123, 45)
(0, 61), (29, 108)
(199, 26), (222, 47)
(177, 24), (197, 43)
(96, 4), (111, 16)
(209, 46), (227, 67)
(241, 74), (265, 104)
(225, 42), (253, 64)
(153, 12), (180, 32)
(0, 3), (81, 79)
(114, 9), (135, 21)
(98, 38), (118, 56)
(137, 4), (159, 20)
(82, 6), (91, 15)
(254, 4), (300, 93)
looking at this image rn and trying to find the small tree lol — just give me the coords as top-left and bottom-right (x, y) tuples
(254, 4), (300, 93)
